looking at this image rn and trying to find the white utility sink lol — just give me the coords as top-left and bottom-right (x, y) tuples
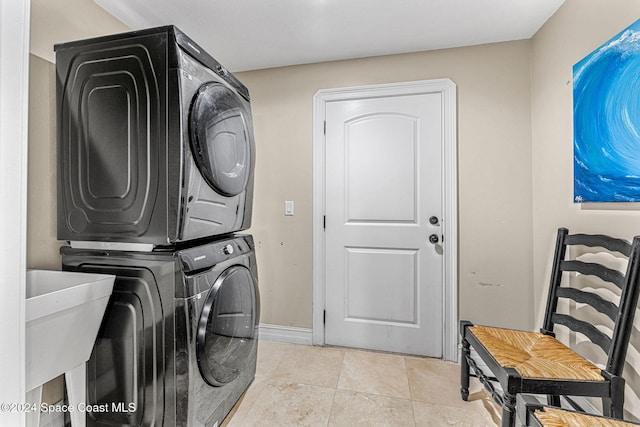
(25, 270), (115, 427)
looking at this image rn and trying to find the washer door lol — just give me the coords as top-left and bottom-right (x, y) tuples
(196, 265), (257, 387)
(190, 83), (252, 197)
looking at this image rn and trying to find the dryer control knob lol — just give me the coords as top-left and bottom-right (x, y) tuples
(223, 244), (234, 255)
(216, 65), (228, 77)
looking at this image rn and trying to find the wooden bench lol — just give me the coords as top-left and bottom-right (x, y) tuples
(460, 228), (640, 427)
(517, 394), (640, 426)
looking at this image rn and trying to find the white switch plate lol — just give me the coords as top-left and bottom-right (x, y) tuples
(285, 200), (294, 216)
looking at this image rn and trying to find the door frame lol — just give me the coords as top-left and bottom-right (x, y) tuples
(312, 79), (458, 361)
(0, 0), (30, 425)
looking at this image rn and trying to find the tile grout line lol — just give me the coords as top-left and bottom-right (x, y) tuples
(325, 347), (347, 426)
(235, 341), (497, 426)
(402, 356), (419, 427)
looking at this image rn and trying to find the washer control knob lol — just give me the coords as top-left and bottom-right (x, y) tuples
(223, 244), (234, 255)
(216, 65), (228, 77)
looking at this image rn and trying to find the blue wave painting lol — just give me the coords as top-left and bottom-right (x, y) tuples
(574, 19), (640, 202)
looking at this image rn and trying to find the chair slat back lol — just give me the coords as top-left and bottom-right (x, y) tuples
(541, 228), (640, 376)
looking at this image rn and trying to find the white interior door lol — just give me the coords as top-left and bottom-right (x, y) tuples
(324, 89), (444, 357)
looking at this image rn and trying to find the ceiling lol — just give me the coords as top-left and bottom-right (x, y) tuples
(95, 0), (565, 72)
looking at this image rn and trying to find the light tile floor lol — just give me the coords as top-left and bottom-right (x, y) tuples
(222, 340), (501, 426)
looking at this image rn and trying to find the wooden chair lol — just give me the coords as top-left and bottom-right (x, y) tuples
(460, 228), (640, 427)
(517, 394), (640, 427)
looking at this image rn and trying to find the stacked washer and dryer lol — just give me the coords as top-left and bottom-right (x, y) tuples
(55, 26), (259, 427)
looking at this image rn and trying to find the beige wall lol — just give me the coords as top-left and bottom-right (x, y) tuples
(237, 41), (535, 330)
(30, 0), (128, 63)
(531, 0), (640, 420)
(531, 0), (640, 325)
(27, 56), (59, 271)
(27, 0), (129, 271)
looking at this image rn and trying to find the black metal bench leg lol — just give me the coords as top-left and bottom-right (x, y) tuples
(604, 376), (625, 419)
(460, 331), (471, 401)
(501, 394), (516, 427)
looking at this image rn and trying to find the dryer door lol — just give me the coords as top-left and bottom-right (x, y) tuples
(196, 265), (257, 386)
(189, 83), (253, 197)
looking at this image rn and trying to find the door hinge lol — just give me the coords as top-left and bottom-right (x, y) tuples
(323, 120), (326, 135)
(323, 310), (326, 324)
(323, 215), (326, 230)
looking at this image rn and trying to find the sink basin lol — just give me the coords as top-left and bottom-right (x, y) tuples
(25, 270), (114, 427)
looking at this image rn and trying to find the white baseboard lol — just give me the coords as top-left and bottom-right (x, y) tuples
(258, 323), (313, 346)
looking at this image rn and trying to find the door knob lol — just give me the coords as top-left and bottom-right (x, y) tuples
(429, 216), (439, 225)
(429, 234), (439, 244)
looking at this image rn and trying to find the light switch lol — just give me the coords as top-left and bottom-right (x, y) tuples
(285, 200), (294, 216)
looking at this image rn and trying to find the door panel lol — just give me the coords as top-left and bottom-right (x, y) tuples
(345, 114), (417, 222)
(345, 247), (417, 324)
(324, 92), (443, 357)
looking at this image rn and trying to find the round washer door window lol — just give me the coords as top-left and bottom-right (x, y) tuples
(196, 265), (257, 387)
(190, 82), (253, 196)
